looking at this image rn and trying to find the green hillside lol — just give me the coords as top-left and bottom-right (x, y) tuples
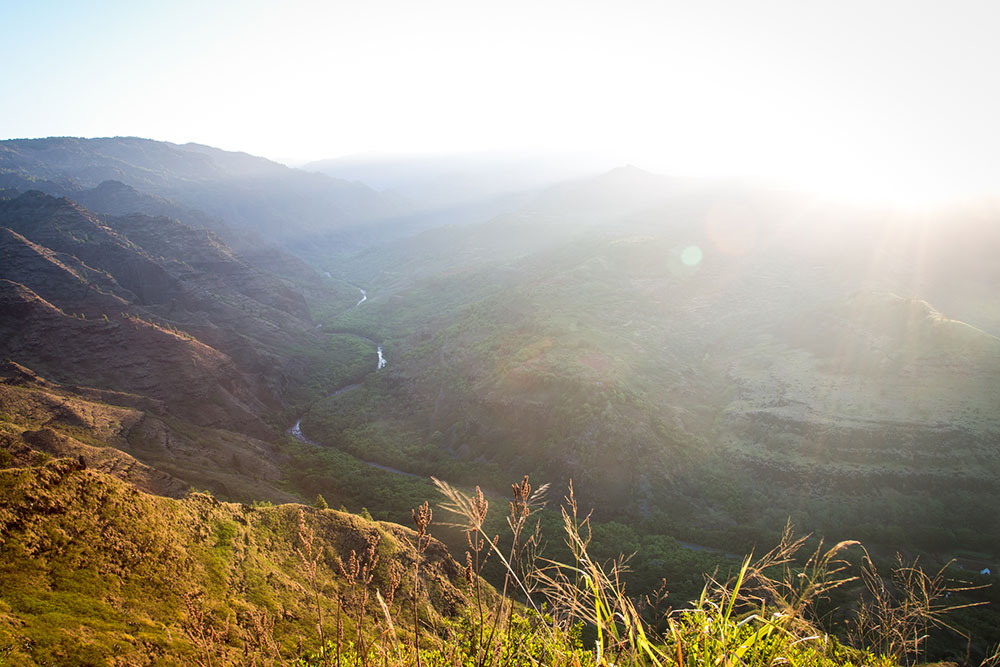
(0, 458), (472, 665)
(301, 175), (1000, 556)
(0, 143), (997, 664)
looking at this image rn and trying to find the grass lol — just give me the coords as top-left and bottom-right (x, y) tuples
(0, 459), (464, 665)
(0, 456), (993, 665)
(285, 477), (983, 667)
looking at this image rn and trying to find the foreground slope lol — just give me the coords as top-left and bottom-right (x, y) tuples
(0, 458), (469, 666)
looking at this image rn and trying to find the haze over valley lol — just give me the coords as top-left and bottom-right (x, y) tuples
(2, 2), (1000, 664)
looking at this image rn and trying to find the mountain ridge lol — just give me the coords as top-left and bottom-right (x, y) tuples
(0, 136), (411, 249)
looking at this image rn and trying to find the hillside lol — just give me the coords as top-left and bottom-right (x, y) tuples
(304, 168), (1000, 554)
(0, 190), (338, 435)
(0, 137), (409, 251)
(1, 452), (993, 666)
(0, 146), (998, 663)
(70, 179), (323, 283)
(0, 458), (470, 666)
(0, 360), (299, 502)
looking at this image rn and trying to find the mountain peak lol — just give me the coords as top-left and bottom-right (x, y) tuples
(92, 179), (137, 194)
(609, 163), (652, 175)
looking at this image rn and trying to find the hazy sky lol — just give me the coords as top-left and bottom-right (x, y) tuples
(4, 0), (1000, 203)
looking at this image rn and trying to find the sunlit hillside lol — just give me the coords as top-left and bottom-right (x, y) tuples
(3, 1), (1000, 663)
(3, 137), (1000, 662)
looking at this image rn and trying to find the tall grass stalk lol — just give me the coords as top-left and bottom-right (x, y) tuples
(409, 501), (433, 667)
(280, 479), (984, 667)
(296, 509), (326, 664)
(849, 552), (986, 666)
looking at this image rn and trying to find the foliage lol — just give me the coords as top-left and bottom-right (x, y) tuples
(0, 458), (994, 665)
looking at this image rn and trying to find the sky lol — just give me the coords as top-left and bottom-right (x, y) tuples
(3, 0), (1000, 205)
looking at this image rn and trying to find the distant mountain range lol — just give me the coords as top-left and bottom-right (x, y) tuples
(0, 136), (409, 253)
(303, 150), (610, 225)
(1, 137), (998, 662)
(4, 139), (998, 552)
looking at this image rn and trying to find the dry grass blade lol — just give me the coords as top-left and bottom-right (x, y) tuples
(432, 477), (543, 616)
(849, 551), (989, 666)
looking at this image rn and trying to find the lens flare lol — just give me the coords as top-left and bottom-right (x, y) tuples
(681, 245), (703, 267)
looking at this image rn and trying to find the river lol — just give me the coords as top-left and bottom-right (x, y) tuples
(292, 286), (735, 553)
(288, 289), (412, 477)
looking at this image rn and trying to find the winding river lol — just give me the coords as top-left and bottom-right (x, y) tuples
(290, 287), (738, 556)
(288, 287), (416, 478)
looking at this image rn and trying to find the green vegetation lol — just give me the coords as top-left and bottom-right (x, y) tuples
(302, 206), (1000, 559)
(1, 458), (989, 666)
(3, 141), (999, 664)
(280, 333), (381, 418)
(267, 216), (1000, 663)
(0, 460), (469, 665)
